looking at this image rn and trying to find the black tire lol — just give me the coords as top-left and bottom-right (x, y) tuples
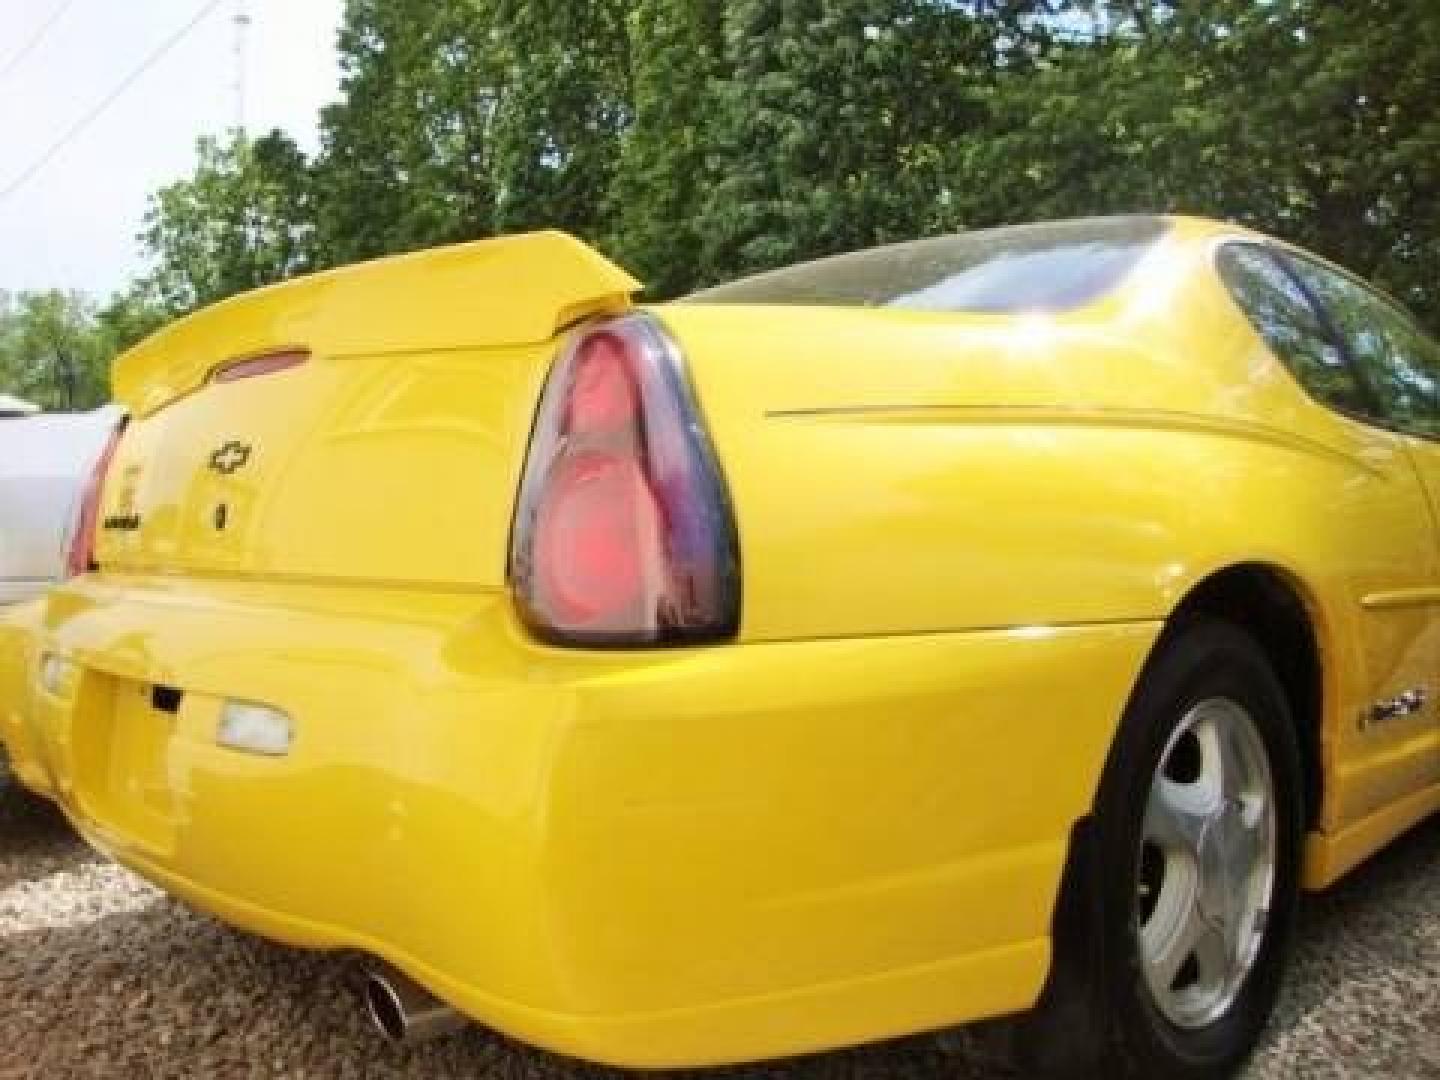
(1083, 618), (1304, 1079)
(995, 618), (1305, 1079)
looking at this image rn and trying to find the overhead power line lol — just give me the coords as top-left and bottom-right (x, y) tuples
(0, 0), (225, 206)
(0, 0), (79, 84)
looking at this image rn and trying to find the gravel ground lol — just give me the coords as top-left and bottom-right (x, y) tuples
(3, 780), (1440, 1079)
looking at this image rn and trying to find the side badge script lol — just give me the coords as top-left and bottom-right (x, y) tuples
(103, 464), (142, 531)
(1361, 687), (1427, 731)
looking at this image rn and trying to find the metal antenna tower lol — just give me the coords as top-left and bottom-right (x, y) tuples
(233, 0), (250, 135)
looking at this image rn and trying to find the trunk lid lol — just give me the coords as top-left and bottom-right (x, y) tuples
(97, 231), (638, 590)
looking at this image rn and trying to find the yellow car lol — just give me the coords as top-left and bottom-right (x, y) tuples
(20, 215), (1440, 1078)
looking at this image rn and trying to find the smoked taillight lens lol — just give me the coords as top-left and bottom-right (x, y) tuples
(510, 314), (740, 646)
(66, 419), (125, 578)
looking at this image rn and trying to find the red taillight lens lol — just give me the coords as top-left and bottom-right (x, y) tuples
(66, 420), (125, 578)
(511, 314), (740, 646)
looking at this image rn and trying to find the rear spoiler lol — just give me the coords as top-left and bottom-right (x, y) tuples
(112, 231), (641, 417)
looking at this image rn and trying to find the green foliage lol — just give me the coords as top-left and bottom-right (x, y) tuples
(975, 1), (1440, 326)
(0, 291), (109, 410)
(311, 0), (631, 263)
(10, 0), (1440, 412)
(312, 0), (504, 264)
(696, 1), (1046, 283)
(486, 0), (632, 236)
(607, 0), (725, 297)
(114, 0), (1440, 326)
(94, 285), (171, 358)
(134, 130), (315, 315)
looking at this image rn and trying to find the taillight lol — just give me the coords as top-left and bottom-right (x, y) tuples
(511, 314), (740, 646)
(66, 420), (125, 578)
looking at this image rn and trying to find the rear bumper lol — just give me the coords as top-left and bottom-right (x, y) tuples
(33, 574), (1157, 1067)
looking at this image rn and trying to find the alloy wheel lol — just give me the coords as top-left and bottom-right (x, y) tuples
(1135, 696), (1277, 1029)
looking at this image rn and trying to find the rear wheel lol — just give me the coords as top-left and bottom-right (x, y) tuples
(1008, 620), (1304, 1079)
(1136, 695), (1277, 1032)
(1098, 620), (1302, 1079)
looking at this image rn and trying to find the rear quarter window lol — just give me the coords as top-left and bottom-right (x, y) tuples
(1215, 243), (1372, 419)
(1281, 253), (1440, 439)
(686, 216), (1169, 313)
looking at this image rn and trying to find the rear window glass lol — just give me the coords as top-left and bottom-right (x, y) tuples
(685, 217), (1169, 313)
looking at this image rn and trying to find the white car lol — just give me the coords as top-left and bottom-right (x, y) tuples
(0, 402), (122, 606)
(0, 400), (121, 788)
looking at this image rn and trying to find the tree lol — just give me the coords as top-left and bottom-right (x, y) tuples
(313, 0), (504, 266)
(312, 0), (633, 262)
(132, 130), (315, 315)
(486, 0), (633, 237)
(0, 291), (109, 410)
(969, 1), (1440, 328)
(94, 284), (170, 359)
(695, 1), (1045, 284)
(607, 0), (726, 298)
(64, 0), (1440, 338)
(1199, 0), (1440, 328)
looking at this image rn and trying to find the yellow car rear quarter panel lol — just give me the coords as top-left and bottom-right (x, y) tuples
(37, 573), (1157, 1065)
(661, 296), (1372, 646)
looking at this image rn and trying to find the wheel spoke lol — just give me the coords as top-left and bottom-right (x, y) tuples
(1192, 919), (1233, 994)
(1236, 786), (1268, 831)
(1225, 799), (1265, 885)
(1193, 715), (1228, 808)
(1134, 695), (1280, 1030)
(1144, 774), (1209, 853)
(1214, 711), (1254, 803)
(1144, 883), (1206, 992)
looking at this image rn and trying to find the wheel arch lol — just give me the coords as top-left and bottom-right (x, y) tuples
(1159, 562), (1328, 830)
(1011, 560), (1328, 1072)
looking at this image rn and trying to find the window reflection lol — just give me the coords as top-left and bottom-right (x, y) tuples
(687, 217), (1168, 314)
(1217, 244), (1367, 416)
(1284, 255), (1440, 438)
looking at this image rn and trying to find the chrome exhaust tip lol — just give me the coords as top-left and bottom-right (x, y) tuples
(363, 966), (464, 1044)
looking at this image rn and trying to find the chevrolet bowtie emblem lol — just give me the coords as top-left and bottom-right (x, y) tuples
(209, 441), (252, 475)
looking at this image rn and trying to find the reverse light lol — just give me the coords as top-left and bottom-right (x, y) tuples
(65, 419), (126, 578)
(39, 654), (78, 699)
(510, 314), (740, 646)
(217, 700), (294, 756)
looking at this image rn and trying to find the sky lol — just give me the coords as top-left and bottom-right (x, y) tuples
(0, 0), (344, 298)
